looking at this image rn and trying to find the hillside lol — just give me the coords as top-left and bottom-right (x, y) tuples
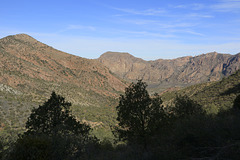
(0, 34), (127, 139)
(0, 34), (127, 100)
(162, 69), (240, 113)
(1, 34), (240, 140)
(98, 51), (240, 91)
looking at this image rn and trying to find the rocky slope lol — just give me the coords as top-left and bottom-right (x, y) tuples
(0, 34), (127, 104)
(0, 34), (127, 139)
(98, 51), (240, 91)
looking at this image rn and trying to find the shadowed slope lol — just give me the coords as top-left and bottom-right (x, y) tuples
(162, 70), (240, 111)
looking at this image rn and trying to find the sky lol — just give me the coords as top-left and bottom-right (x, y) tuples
(0, 0), (240, 60)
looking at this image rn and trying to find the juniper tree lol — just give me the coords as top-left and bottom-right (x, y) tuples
(115, 80), (166, 148)
(9, 92), (97, 160)
(25, 91), (90, 137)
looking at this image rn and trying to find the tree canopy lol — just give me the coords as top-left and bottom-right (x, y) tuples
(8, 92), (97, 160)
(25, 91), (90, 137)
(115, 80), (166, 146)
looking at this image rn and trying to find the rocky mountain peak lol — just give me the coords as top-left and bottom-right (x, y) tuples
(98, 51), (240, 91)
(100, 51), (133, 57)
(3, 34), (38, 43)
(0, 34), (127, 103)
(99, 51), (143, 62)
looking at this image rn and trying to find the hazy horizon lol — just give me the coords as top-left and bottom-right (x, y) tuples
(1, 0), (240, 60)
(1, 33), (239, 61)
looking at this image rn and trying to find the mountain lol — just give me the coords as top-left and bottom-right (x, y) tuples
(98, 51), (240, 91)
(0, 34), (127, 100)
(161, 69), (240, 113)
(1, 34), (240, 139)
(0, 34), (127, 139)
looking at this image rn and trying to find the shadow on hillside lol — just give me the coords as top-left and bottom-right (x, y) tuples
(220, 83), (240, 95)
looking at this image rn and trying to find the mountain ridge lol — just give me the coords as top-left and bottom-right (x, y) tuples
(2, 33), (240, 94)
(1, 33), (240, 141)
(0, 34), (130, 139)
(0, 34), (127, 104)
(98, 51), (240, 91)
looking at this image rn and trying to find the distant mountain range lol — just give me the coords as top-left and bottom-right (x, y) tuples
(1, 33), (240, 139)
(1, 34), (239, 97)
(98, 51), (240, 91)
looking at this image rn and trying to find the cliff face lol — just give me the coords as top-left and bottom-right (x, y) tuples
(98, 51), (240, 89)
(0, 34), (127, 104)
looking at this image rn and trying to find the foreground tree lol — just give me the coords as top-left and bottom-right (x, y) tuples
(115, 80), (166, 148)
(25, 91), (90, 136)
(9, 91), (97, 160)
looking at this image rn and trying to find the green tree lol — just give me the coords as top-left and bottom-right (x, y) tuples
(172, 95), (204, 118)
(115, 80), (166, 147)
(9, 91), (98, 160)
(25, 91), (90, 136)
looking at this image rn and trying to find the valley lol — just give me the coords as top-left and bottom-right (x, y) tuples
(0, 33), (240, 141)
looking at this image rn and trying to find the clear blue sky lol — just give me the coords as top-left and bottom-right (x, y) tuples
(1, 0), (240, 60)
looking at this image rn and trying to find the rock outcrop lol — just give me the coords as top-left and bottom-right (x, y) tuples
(98, 51), (240, 89)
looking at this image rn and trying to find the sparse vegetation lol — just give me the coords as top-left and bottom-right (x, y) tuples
(1, 34), (240, 159)
(1, 76), (240, 159)
(162, 69), (240, 114)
